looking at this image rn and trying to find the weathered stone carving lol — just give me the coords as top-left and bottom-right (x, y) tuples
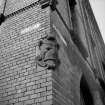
(35, 34), (59, 69)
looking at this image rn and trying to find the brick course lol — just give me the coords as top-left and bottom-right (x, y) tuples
(0, 2), (52, 105)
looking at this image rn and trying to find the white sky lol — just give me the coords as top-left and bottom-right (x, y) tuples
(89, 0), (105, 43)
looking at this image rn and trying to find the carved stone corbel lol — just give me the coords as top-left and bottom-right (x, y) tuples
(35, 34), (59, 69)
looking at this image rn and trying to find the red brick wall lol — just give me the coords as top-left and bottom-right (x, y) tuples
(0, 4), (53, 105)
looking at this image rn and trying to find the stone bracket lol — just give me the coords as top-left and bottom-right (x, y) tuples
(35, 34), (59, 70)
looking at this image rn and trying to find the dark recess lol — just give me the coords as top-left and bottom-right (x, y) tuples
(80, 75), (94, 105)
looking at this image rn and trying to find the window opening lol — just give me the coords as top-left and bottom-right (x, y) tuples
(98, 77), (105, 92)
(68, 0), (76, 10)
(80, 75), (94, 105)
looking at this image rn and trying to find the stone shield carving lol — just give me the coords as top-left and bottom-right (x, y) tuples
(35, 34), (59, 69)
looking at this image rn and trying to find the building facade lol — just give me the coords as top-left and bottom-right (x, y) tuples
(0, 0), (105, 105)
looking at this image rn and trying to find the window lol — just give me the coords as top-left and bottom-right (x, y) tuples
(102, 62), (105, 71)
(80, 75), (94, 105)
(68, 0), (76, 10)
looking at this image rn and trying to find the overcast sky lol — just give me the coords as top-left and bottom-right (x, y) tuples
(89, 0), (105, 43)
